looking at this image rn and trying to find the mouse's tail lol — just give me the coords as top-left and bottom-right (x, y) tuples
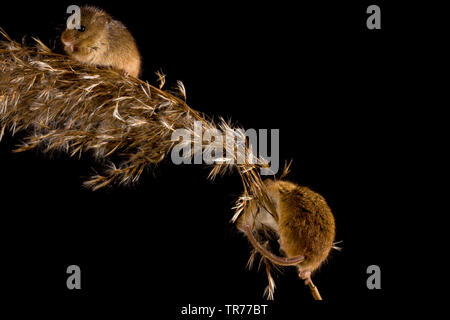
(244, 224), (305, 267)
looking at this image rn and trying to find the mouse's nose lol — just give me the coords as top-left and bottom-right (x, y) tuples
(61, 38), (74, 53)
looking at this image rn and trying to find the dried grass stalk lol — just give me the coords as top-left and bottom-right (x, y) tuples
(308, 280), (323, 300)
(0, 29), (315, 299)
(0, 29), (277, 221)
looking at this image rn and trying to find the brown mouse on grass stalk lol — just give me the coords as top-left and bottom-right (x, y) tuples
(236, 179), (336, 300)
(61, 5), (141, 77)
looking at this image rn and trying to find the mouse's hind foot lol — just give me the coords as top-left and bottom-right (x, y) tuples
(298, 270), (311, 285)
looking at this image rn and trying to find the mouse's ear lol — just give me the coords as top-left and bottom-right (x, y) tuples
(95, 14), (111, 27)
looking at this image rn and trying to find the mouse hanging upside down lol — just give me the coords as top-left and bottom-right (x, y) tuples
(236, 179), (336, 299)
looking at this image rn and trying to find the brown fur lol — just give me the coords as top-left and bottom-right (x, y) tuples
(266, 180), (335, 273)
(61, 6), (141, 77)
(236, 179), (335, 298)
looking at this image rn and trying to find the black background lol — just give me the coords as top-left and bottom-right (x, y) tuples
(0, 0), (426, 315)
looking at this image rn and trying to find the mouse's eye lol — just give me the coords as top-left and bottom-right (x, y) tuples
(78, 25), (86, 32)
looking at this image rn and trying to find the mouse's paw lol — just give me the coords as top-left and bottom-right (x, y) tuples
(120, 71), (130, 78)
(298, 270), (311, 285)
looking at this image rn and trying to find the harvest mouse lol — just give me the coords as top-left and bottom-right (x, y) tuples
(61, 5), (141, 77)
(236, 179), (336, 289)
